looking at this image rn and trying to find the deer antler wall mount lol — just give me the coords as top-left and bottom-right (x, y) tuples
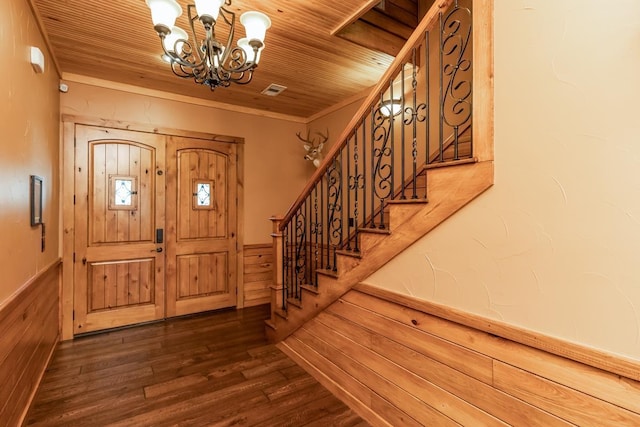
(296, 129), (328, 168)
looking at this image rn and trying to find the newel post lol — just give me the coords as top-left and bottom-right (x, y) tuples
(269, 216), (285, 322)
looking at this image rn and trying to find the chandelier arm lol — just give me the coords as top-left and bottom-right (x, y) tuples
(217, 7), (236, 67)
(160, 34), (204, 68)
(187, 4), (206, 65)
(221, 47), (256, 73)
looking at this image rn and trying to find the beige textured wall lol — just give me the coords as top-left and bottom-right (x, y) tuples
(365, 0), (640, 359)
(0, 1), (60, 305)
(308, 98), (363, 154)
(61, 83), (311, 245)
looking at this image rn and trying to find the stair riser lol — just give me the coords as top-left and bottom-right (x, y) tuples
(358, 232), (388, 254)
(337, 253), (360, 273)
(389, 203), (427, 231)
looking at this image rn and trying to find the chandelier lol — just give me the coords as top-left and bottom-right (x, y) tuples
(146, 0), (271, 90)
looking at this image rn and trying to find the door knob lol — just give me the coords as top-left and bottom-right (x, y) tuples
(152, 247), (163, 253)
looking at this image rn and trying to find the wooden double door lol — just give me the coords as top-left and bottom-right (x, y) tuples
(73, 125), (238, 334)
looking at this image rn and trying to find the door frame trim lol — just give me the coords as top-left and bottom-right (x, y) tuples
(61, 115), (245, 340)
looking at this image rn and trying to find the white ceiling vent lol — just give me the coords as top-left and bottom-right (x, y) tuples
(261, 83), (287, 96)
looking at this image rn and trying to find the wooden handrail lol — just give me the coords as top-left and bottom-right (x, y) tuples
(279, 0), (454, 230)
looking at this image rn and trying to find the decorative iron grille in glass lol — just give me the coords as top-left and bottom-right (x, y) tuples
(193, 179), (214, 210)
(115, 179), (133, 206)
(196, 183), (211, 207)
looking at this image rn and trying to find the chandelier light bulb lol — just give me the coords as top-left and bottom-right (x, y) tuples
(146, 0), (182, 33)
(240, 11), (271, 43)
(237, 38), (263, 64)
(163, 26), (188, 55)
(194, 0), (224, 22)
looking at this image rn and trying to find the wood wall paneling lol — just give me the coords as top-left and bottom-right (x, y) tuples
(0, 260), (60, 426)
(281, 285), (640, 426)
(243, 244), (273, 307)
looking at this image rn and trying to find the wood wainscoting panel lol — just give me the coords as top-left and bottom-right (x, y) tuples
(280, 284), (640, 426)
(243, 244), (273, 307)
(0, 260), (60, 425)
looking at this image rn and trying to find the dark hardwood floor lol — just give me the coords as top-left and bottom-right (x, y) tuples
(25, 305), (369, 426)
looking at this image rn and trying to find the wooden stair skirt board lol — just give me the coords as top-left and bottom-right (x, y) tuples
(243, 244), (273, 308)
(266, 160), (494, 343)
(279, 284), (640, 427)
(0, 260), (60, 426)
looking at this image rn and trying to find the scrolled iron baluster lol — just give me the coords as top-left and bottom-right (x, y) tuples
(310, 185), (321, 287)
(441, 0), (472, 161)
(361, 117), (367, 233)
(348, 131), (365, 253)
(326, 157), (342, 271)
(403, 49), (428, 199)
(294, 207), (306, 299)
(372, 98), (394, 229)
(346, 140), (352, 251)
(282, 223), (291, 309)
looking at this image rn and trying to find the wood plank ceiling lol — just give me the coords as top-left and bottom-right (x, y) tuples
(31, 0), (418, 118)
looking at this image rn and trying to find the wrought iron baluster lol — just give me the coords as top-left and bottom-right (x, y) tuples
(373, 91), (394, 229)
(369, 105), (375, 228)
(439, 11), (444, 162)
(411, 50), (418, 199)
(339, 148), (345, 255)
(294, 206), (306, 299)
(425, 31), (430, 198)
(311, 185), (320, 286)
(287, 223), (293, 302)
(400, 63), (406, 200)
(361, 117), (367, 234)
(349, 128), (364, 253)
(402, 48), (428, 200)
(282, 222), (288, 310)
(346, 139), (352, 251)
(326, 156), (342, 271)
(441, 0), (472, 162)
(320, 178), (325, 271)
(389, 78), (395, 202)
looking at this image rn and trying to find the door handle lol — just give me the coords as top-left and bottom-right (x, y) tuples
(152, 247), (163, 253)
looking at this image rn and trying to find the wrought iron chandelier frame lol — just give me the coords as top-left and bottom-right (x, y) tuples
(149, 0), (267, 90)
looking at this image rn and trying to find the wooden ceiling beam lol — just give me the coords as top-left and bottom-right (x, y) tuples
(336, 21), (406, 58)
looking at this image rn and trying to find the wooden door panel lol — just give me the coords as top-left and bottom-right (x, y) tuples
(74, 125), (165, 334)
(166, 137), (238, 317)
(89, 141), (155, 244)
(88, 258), (154, 311)
(177, 150), (228, 240)
(176, 252), (228, 299)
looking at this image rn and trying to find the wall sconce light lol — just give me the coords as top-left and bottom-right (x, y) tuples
(380, 99), (403, 117)
(30, 47), (45, 74)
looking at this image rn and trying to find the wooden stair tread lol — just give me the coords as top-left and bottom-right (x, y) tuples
(275, 308), (288, 320)
(264, 319), (276, 330)
(426, 157), (476, 170)
(286, 297), (303, 309)
(300, 284), (320, 295)
(316, 268), (339, 278)
(386, 198), (428, 205)
(336, 249), (362, 258)
(358, 228), (391, 235)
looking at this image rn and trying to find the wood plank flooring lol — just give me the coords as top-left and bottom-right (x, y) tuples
(25, 305), (369, 426)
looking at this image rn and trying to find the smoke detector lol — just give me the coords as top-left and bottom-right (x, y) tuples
(261, 83), (287, 96)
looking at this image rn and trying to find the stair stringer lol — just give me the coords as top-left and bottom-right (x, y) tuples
(266, 160), (494, 343)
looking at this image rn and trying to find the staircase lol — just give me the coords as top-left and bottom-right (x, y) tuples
(266, 0), (494, 343)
